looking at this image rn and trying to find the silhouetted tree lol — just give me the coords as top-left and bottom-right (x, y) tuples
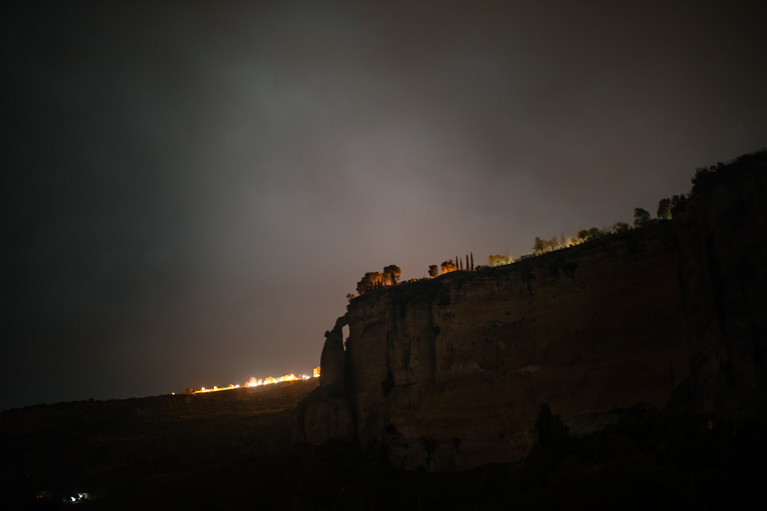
(634, 207), (651, 227)
(657, 198), (672, 220)
(670, 194), (687, 215)
(612, 222), (630, 233)
(576, 227), (604, 242)
(691, 166), (716, 192)
(428, 265), (439, 277)
(441, 259), (457, 273)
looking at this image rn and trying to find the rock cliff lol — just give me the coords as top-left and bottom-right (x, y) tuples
(298, 151), (767, 471)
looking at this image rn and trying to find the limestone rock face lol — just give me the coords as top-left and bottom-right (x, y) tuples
(296, 315), (355, 444)
(298, 153), (767, 472)
(346, 224), (693, 470)
(301, 389), (355, 445)
(319, 315), (347, 390)
(672, 156), (767, 418)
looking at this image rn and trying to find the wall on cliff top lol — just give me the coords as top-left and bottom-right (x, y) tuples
(300, 151), (767, 472)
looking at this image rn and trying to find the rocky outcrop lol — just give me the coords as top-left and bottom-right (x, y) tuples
(294, 315), (355, 445)
(319, 315), (348, 390)
(297, 385), (355, 445)
(298, 151), (767, 471)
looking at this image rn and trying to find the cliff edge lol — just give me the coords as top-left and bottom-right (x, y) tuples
(298, 151), (767, 471)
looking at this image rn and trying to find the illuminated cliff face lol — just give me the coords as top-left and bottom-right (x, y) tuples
(343, 223), (693, 470)
(297, 153), (767, 472)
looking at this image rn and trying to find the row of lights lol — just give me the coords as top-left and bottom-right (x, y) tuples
(191, 366), (321, 394)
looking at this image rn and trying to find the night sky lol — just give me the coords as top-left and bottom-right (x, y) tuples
(4, 1), (766, 410)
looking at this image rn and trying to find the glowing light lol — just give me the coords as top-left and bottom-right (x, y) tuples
(192, 368), (320, 394)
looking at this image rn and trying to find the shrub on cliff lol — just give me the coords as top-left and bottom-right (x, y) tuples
(633, 207), (651, 227)
(576, 227), (603, 242)
(355, 265), (402, 295)
(356, 271), (384, 295)
(612, 221), (630, 233)
(657, 198), (672, 220)
(488, 254), (515, 267)
(382, 265), (402, 286)
(441, 259), (457, 273)
(657, 195), (687, 220)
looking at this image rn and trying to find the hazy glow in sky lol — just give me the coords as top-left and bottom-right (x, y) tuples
(4, 0), (766, 409)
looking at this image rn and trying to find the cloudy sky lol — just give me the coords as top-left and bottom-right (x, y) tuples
(4, 0), (766, 410)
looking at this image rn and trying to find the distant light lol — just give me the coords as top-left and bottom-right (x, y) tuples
(64, 492), (89, 504)
(191, 369), (319, 394)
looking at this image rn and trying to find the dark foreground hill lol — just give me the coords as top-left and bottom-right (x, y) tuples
(1, 380), (327, 509)
(2, 380), (766, 510)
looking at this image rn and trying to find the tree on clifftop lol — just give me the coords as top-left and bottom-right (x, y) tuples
(441, 259), (457, 273)
(612, 222), (630, 233)
(532, 236), (551, 254)
(634, 207), (651, 227)
(657, 198), (672, 220)
(382, 265), (402, 286)
(356, 271), (383, 295)
(657, 195), (687, 220)
(577, 227), (603, 242)
(355, 265), (403, 295)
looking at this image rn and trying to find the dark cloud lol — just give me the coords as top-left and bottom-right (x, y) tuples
(4, 0), (766, 409)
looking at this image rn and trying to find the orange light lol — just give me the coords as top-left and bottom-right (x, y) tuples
(192, 369), (320, 394)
